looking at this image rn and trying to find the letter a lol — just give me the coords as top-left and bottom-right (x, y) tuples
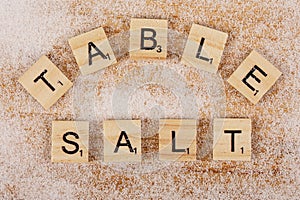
(88, 42), (107, 65)
(114, 131), (135, 153)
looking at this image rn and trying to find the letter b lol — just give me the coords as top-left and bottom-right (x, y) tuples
(140, 28), (157, 50)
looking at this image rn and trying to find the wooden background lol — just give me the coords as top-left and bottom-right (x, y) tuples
(0, 0), (299, 199)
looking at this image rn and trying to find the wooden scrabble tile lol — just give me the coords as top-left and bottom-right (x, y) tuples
(159, 119), (196, 161)
(130, 18), (167, 59)
(18, 56), (73, 109)
(213, 118), (251, 161)
(227, 50), (282, 104)
(68, 27), (117, 75)
(181, 24), (228, 73)
(51, 121), (89, 163)
(103, 120), (141, 162)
